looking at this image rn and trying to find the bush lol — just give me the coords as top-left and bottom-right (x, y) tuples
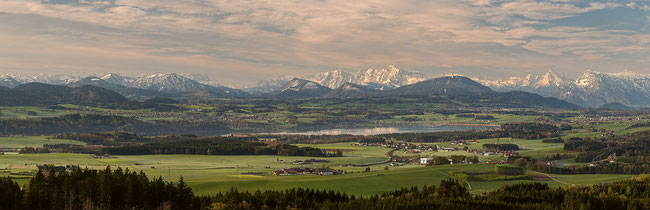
(495, 165), (525, 176)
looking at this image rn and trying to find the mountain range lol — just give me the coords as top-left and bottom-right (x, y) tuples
(0, 83), (128, 106)
(248, 67), (650, 107)
(479, 70), (650, 107)
(245, 65), (430, 93)
(1, 72), (251, 99)
(2, 66), (649, 107)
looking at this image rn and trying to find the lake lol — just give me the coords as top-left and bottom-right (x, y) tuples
(260, 125), (498, 136)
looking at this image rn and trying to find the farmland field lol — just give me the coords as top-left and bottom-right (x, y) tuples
(0, 138), (639, 196)
(0, 136), (86, 149)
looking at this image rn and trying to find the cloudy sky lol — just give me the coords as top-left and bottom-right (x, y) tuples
(1, 0), (649, 85)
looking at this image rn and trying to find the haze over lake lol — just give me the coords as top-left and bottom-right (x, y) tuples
(260, 125), (498, 136)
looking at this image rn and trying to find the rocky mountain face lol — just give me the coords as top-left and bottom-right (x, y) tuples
(482, 70), (567, 94)
(268, 78), (332, 98)
(101, 73), (135, 87)
(0, 73), (250, 98)
(323, 82), (378, 98)
(2, 67), (649, 107)
(131, 73), (214, 93)
(248, 65), (430, 93)
(0, 75), (21, 88)
(482, 70), (650, 107)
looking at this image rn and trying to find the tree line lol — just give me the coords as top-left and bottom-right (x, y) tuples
(378, 123), (559, 142)
(3, 168), (650, 209)
(100, 138), (340, 157)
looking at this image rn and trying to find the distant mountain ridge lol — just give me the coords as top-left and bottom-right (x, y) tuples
(480, 70), (650, 107)
(0, 83), (128, 106)
(0, 72), (250, 99)
(2, 67), (649, 107)
(246, 65), (430, 93)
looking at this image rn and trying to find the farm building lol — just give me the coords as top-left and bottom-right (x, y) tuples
(420, 158), (433, 164)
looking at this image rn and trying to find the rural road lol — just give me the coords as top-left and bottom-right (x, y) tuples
(532, 171), (571, 185)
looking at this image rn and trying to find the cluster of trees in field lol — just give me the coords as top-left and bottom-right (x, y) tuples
(18, 147), (50, 154)
(277, 146), (343, 157)
(508, 156), (650, 175)
(501, 123), (560, 139)
(449, 168), (530, 182)
(52, 132), (144, 145)
(629, 121), (650, 129)
(378, 123), (559, 142)
(564, 131), (650, 164)
(425, 155), (480, 166)
(504, 131), (650, 174)
(455, 114), (495, 120)
(542, 138), (565, 143)
(3, 168), (650, 209)
(494, 165), (525, 175)
(100, 138), (338, 157)
(47, 133), (342, 157)
(482, 143), (519, 152)
(379, 130), (504, 143)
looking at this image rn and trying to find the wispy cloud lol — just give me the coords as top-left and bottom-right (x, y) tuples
(0, 0), (648, 84)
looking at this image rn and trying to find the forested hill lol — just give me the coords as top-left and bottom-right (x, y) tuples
(0, 83), (128, 106)
(0, 114), (230, 135)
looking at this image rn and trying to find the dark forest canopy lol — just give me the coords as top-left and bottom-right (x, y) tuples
(96, 138), (340, 157)
(377, 123), (559, 142)
(482, 143), (520, 152)
(0, 114), (230, 136)
(2, 168), (650, 209)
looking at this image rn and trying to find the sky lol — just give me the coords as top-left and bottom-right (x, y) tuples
(1, 0), (649, 85)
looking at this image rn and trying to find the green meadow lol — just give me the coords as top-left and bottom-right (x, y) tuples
(0, 137), (639, 196)
(0, 136), (86, 149)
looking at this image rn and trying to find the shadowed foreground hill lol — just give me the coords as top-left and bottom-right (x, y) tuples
(0, 83), (128, 106)
(0, 114), (230, 135)
(383, 76), (495, 96)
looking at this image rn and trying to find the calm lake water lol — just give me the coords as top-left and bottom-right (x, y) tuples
(262, 125), (498, 136)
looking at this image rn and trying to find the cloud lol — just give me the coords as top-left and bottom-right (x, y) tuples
(0, 0), (648, 84)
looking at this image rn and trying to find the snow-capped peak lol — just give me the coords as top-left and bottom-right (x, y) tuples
(101, 73), (134, 87)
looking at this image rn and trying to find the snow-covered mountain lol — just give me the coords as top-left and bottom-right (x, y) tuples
(1, 73), (91, 85)
(249, 65), (431, 93)
(562, 71), (650, 107)
(351, 65), (430, 89)
(269, 78), (331, 98)
(481, 70), (650, 107)
(1, 72), (250, 98)
(101, 73), (135, 87)
(131, 73), (250, 97)
(131, 73), (211, 93)
(481, 70), (567, 93)
(0, 75), (22, 88)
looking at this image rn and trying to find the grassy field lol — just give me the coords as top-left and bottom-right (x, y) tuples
(0, 136), (86, 149)
(0, 138), (638, 196)
(0, 152), (634, 196)
(413, 138), (565, 160)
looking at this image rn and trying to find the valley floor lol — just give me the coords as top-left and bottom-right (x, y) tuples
(0, 137), (638, 196)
